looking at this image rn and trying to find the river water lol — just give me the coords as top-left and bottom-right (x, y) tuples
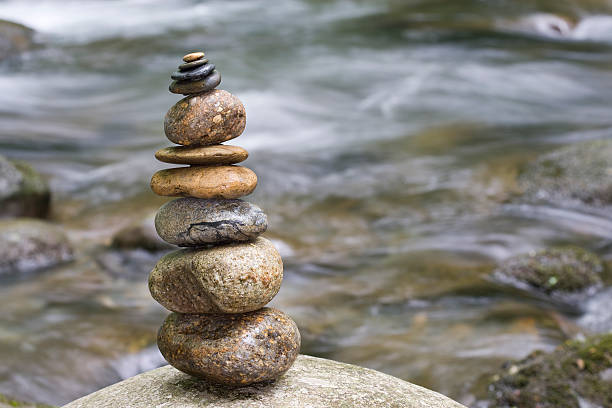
(1, 0), (612, 406)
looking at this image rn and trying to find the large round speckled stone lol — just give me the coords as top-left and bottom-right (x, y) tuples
(154, 145), (248, 166)
(149, 237), (282, 313)
(155, 198), (267, 246)
(150, 166), (256, 199)
(164, 90), (245, 146)
(157, 308), (300, 386)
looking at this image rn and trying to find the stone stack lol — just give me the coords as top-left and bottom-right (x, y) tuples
(149, 51), (300, 386)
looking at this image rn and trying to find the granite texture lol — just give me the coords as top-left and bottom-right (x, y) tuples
(164, 90), (245, 145)
(150, 165), (257, 199)
(149, 237), (282, 313)
(157, 308), (300, 386)
(155, 198), (267, 246)
(63, 355), (466, 408)
(154, 145), (248, 166)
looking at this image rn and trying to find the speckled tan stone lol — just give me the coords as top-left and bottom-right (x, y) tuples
(150, 165), (256, 199)
(155, 145), (248, 165)
(157, 308), (300, 386)
(164, 90), (245, 145)
(149, 237), (282, 313)
(183, 52), (204, 62)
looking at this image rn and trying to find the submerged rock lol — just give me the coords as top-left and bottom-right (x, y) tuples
(494, 247), (604, 301)
(0, 19), (34, 61)
(111, 215), (173, 252)
(0, 218), (73, 275)
(64, 355), (466, 408)
(488, 333), (612, 408)
(0, 156), (50, 219)
(519, 140), (612, 208)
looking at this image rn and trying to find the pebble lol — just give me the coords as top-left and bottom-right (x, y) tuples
(155, 198), (267, 246)
(178, 58), (208, 72)
(183, 52), (204, 62)
(164, 89), (245, 146)
(169, 70), (222, 95)
(157, 308), (300, 385)
(150, 165), (257, 199)
(155, 145), (248, 165)
(149, 237), (282, 313)
(171, 63), (215, 81)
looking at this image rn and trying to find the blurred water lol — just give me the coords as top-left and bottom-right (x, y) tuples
(1, 0), (612, 406)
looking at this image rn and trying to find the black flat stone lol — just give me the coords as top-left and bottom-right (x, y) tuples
(169, 70), (222, 95)
(171, 63), (215, 81)
(179, 58), (208, 72)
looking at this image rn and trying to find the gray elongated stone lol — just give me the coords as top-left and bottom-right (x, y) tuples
(63, 355), (467, 408)
(171, 62), (215, 81)
(149, 237), (283, 314)
(169, 70), (221, 95)
(155, 198), (267, 246)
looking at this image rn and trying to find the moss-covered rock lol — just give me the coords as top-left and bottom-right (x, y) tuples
(0, 19), (34, 61)
(0, 156), (50, 219)
(0, 392), (55, 408)
(488, 333), (612, 408)
(494, 247), (604, 298)
(519, 140), (612, 208)
(0, 218), (73, 275)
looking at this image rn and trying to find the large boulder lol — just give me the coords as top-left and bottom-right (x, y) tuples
(0, 19), (34, 61)
(488, 333), (612, 408)
(519, 140), (612, 208)
(63, 355), (465, 408)
(0, 218), (73, 275)
(0, 156), (50, 219)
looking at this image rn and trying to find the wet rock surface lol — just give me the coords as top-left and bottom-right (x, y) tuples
(155, 145), (248, 165)
(155, 198), (267, 246)
(164, 90), (245, 146)
(519, 140), (612, 208)
(149, 237), (282, 313)
(150, 165), (257, 199)
(494, 247), (604, 300)
(0, 218), (73, 275)
(488, 333), (612, 408)
(63, 355), (466, 408)
(157, 308), (300, 386)
(0, 156), (50, 219)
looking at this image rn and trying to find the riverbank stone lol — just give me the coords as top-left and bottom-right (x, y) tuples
(150, 165), (256, 199)
(157, 308), (300, 386)
(0, 19), (34, 61)
(171, 63), (215, 81)
(154, 145), (248, 165)
(155, 198), (266, 246)
(179, 59), (208, 71)
(149, 237), (281, 313)
(183, 52), (204, 62)
(0, 218), (73, 275)
(0, 156), (50, 218)
(164, 90), (245, 145)
(63, 355), (466, 408)
(170, 71), (222, 95)
(494, 246), (604, 300)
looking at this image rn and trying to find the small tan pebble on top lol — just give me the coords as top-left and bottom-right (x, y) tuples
(155, 145), (248, 165)
(183, 52), (204, 62)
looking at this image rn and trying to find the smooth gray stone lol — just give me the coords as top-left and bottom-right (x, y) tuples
(169, 70), (221, 95)
(155, 198), (267, 246)
(63, 355), (467, 408)
(171, 63), (215, 81)
(179, 58), (208, 71)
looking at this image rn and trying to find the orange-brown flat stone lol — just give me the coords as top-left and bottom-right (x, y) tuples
(164, 90), (245, 146)
(183, 52), (204, 62)
(150, 165), (256, 199)
(154, 145), (248, 165)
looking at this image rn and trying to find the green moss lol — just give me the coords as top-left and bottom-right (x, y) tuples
(0, 393), (55, 408)
(489, 333), (612, 408)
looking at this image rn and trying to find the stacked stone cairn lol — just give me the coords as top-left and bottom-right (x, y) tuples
(149, 51), (301, 386)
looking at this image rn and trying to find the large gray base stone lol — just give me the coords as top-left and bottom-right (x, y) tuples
(63, 355), (465, 408)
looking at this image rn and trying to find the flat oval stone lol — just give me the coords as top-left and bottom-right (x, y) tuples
(155, 198), (267, 246)
(149, 237), (282, 313)
(150, 165), (257, 199)
(164, 89), (244, 146)
(169, 70), (221, 95)
(178, 58), (208, 72)
(170, 62), (215, 81)
(155, 145), (248, 165)
(183, 52), (204, 62)
(157, 308), (300, 385)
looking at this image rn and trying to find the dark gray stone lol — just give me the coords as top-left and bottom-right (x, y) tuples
(169, 70), (221, 95)
(171, 63), (215, 81)
(155, 198), (267, 246)
(179, 58), (208, 72)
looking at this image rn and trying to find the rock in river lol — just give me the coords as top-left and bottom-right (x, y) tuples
(150, 165), (257, 199)
(157, 308), (300, 386)
(0, 218), (73, 275)
(155, 198), (267, 246)
(155, 145), (248, 166)
(0, 155), (50, 219)
(149, 237), (282, 313)
(164, 90), (245, 146)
